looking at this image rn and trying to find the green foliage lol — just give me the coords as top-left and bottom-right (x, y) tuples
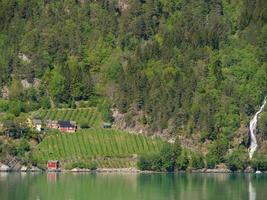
(0, 100), (9, 112)
(206, 138), (229, 168)
(160, 144), (176, 172)
(0, 0), (266, 139)
(225, 147), (249, 171)
(190, 152), (205, 169)
(79, 118), (90, 129)
(38, 108), (101, 128)
(173, 139), (182, 157)
(258, 110), (267, 139)
(17, 139), (30, 156)
(1, 119), (29, 138)
(8, 101), (24, 117)
(9, 79), (23, 100)
(137, 141), (190, 172)
(176, 152), (189, 170)
(0, 0), (267, 169)
(48, 69), (65, 104)
(98, 101), (113, 123)
(32, 129), (164, 168)
(251, 153), (267, 171)
(137, 154), (158, 171)
(71, 161), (98, 170)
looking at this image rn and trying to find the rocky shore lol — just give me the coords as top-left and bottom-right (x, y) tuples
(0, 163), (265, 174)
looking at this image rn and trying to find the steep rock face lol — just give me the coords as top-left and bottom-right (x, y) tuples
(112, 109), (150, 135)
(1, 86), (9, 99)
(118, 0), (129, 11)
(231, 123), (249, 148)
(21, 78), (40, 89)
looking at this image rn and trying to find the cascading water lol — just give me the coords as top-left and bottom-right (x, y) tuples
(249, 97), (267, 159)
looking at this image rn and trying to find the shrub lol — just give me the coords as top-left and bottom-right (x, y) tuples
(17, 139), (31, 154)
(0, 100), (9, 112)
(137, 153), (164, 171)
(8, 101), (23, 117)
(251, 154), (267, 171)
(226, 147), (248, 171)
(160, 144), (175, 172)
(176, 153), (189, 170)
(150, 154), (163, 171)
(138, 144), (192, 172)
(190, 152), (205, 169)
(71, 161), (98, 170)
(79, 118), (90, 129)
(137, 155), (152, 170)
(206, 138), (229, 167)
(173, 139), (182, 157)
(98, 101), (113, 122)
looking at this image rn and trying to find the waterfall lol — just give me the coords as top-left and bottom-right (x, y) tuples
(249, 97), (267, 159)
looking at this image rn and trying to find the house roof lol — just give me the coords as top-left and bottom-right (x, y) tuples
(46, 120), (58, 124)
(32, 119), (42, 124)
(103, 122), (112, 126)
(48, 160), (59, 163)
(58, 121), (75, 127)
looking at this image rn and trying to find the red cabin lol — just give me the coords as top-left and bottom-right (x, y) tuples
(47, 160), (60, 170)
(58, 121), (77, 133)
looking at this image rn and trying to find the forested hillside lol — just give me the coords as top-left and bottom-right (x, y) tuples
(1, 0), (267, 169)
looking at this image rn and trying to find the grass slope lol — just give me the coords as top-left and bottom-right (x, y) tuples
(32, 129), (165, 168)
(34, 108), (101, 127)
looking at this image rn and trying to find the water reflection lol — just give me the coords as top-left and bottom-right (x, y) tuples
(248, 175), (256, 200)
(47, 172), (59, 183)
(0, 173), (267, 200)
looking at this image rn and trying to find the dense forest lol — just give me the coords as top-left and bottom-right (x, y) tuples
(1, 0), (267, 170)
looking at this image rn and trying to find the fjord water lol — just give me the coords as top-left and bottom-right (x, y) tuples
(1, 173), (267, 200)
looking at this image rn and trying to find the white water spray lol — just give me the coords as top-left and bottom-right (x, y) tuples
(249, 97), (267, 159)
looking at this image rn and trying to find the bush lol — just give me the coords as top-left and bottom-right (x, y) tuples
(150, 154), (163, 171)
(17, 139), (31, 155)
(138, 144), (192, 172)
(190, 152), (205, 169)
(79, 118), (90, 129)
(137, 154), (161, 171)
(251, 154), (267, 171)
(40, 96), (51, 109)
(71, 161), (98, 170)
(88, 161), (98, 170)
(0, 100), (9, 112)
(8, 101), (23, 117)
(160, 144), (175, 172)
(206, 138), (229, 168)
(98, 101), (113, 122)
(176, 153), (189, 170)
(226, 147), (248, 171)
(206, 153), (217, 169)
(137, 155), (152, 170)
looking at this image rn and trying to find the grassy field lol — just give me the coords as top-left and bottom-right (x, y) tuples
(34, 108), (101, 127)
(32, 129), (165, 168)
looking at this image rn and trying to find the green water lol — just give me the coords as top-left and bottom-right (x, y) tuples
(0, 173), (267, 200)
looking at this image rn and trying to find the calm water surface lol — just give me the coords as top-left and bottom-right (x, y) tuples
(0, 172), (267, 200)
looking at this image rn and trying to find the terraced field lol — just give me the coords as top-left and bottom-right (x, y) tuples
(35, 108), (101, 127)
(32, 129), (165, 168)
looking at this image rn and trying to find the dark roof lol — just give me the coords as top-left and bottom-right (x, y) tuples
(48, 160), (59, 163)
(58, 121), (74, 127)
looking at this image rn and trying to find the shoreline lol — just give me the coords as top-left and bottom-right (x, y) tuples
(0, 167), (266, 174)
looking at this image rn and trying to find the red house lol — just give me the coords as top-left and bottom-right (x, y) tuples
(47, 160), (60, 170)
(58, 121), (77, 133)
